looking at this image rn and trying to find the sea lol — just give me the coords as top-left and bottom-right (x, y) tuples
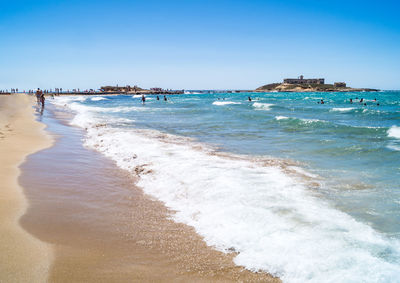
(50, 91), (400, 282)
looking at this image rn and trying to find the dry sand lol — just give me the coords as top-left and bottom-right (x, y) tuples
(0, 94), (53, 282)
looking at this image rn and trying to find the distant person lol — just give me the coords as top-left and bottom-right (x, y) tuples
(141, 94), (145, 104)
(36, 88), (42, 103)
(350, 98), (353, 103)
(40, 92), (45, 107)
(164, 95), (167, 101)
(248, 96), (252, 102)
(360, 98), (364, 103)
(377, 103), (380, 106)
(157, 96), (160, 101)
(321, 99), (324, 104)
(364, 103), (367, 106)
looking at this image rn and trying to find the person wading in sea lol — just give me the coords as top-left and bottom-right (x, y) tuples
(40, 91), (45, 107)
(35, 88), (42, 104)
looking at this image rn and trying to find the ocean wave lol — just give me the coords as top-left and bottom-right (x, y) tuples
(70, 103), (147, 113)
(275, 116), (326, 125)
(300, 118), (326, 124)
(330, 107), (356, 113)
(387, 144), (400, 152)
(52, 95), (88, 106)
(304, 97), (323, 100)
(212, 101), (241, 106)
(184, 91), (201, 94)
(253, 102), (274, 111)
(108, 117), (135, 124)
(91, 96), (108, 101)
(388, 126), (400, 139)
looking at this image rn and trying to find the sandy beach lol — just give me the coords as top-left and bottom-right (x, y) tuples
(1, 95), (278, 282)
(0, 94), (53, 282)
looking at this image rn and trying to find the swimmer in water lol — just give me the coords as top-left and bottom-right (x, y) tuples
(164, 95), (167, 101)
(141, 94), (145, 104)
(248, 96), (252, 102)
(350, 98), (353, 103)
(321, 99), (324, 104)
(156, 96), (160, 100)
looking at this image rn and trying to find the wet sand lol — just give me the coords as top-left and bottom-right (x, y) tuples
(0, 94), (53, 282)
(19, 106), (279, 282)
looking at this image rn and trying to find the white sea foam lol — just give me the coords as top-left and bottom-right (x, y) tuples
(51, 95), (88, 106)
(388, 126), (400, 139)
(108, 117), (135, 124)
(71, 103), (146, 113)
(304, 97), (323, 100)
(91, 96), (108, 101)
(54, 101), (400, 283)
(277, 116), (325, 124)
(212, 101), (241, 106)
(387, 144), (400, 152)
(184, 91), (201, 94)
(253, 102), (273, 111)
(300, 118), (325, 124)
(330, 107), (355, 113)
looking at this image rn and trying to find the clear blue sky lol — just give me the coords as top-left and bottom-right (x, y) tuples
(1, 0), (399, 90)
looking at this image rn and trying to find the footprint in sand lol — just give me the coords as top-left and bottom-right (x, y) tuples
(4, 124), (13, 132)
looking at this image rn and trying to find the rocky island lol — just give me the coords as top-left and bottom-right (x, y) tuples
(255, 75), (379, 92)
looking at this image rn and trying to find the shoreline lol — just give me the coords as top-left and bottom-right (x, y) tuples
(15, 102), (279, 281)
(0, 94), (53, 282)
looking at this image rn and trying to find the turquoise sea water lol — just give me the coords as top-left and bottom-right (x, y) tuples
(52, 91), (400, 282)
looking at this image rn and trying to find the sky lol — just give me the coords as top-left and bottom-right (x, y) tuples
(0, 0), (399, 90)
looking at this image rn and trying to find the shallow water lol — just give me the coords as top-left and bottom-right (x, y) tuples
(51, 91), (400, 282)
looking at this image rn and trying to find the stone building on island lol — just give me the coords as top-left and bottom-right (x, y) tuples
(283, 75), (325, 85)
